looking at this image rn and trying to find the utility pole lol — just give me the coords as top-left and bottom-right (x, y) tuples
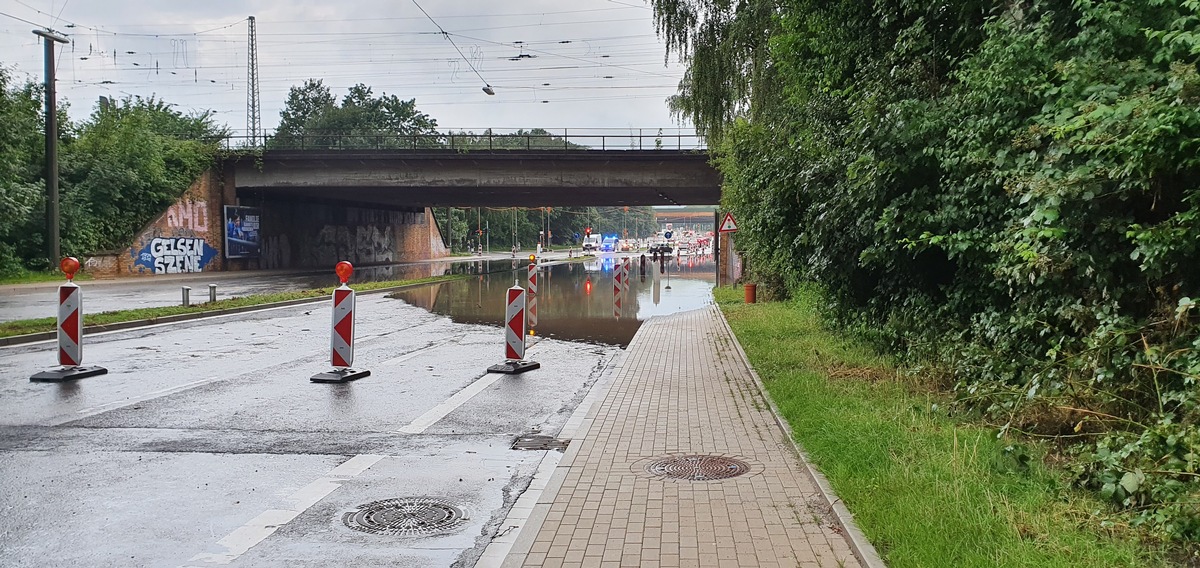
(33, 29), (69, 268)
(246, 16), (261, 147)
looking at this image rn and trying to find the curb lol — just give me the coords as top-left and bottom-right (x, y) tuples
(0, 280), (455, 347)
(712, 305), (888, 568)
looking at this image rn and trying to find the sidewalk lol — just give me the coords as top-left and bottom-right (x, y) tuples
(495, 305), (882, 568)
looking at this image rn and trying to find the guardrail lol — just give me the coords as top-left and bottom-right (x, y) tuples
(219, 129), (706, 152)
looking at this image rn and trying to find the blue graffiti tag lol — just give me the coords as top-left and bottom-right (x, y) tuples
(133, 237), (217, 274)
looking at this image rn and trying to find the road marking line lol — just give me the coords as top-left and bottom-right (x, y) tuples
(185, 454), (384, 566)
(394, 373), (502, 434)
(50, 376), (223, 426)
(377, 334), (466, 367)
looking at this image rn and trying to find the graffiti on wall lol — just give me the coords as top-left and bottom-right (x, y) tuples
(166, 200), (208, 232)
(133, 237), (218, 274)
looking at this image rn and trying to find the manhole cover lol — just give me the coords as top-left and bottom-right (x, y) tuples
(646, 455), (750, 481)
(512, 434), (570, 451)
(342, 497), (467, 536)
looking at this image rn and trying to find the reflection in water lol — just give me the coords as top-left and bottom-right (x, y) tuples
(389, 255), (716, 347)
(56, 380), (81, 402)
(328, 383), (356, 414)
(294, 259), (505, 289)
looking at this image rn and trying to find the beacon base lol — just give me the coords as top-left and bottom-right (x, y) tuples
(487, 359), (540, 374)
(30, 365), (108, 382)
(310, 368), (371, 383)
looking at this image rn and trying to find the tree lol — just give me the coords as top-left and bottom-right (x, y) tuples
(268, 80), (439, 149)
(61, 96), (228, 254)
(0, 67), (49, 274)
(658, 0), (1200, 537)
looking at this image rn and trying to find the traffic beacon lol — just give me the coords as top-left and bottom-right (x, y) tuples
(31, 257), (109, 382)
(311, 261), (371, 383)
(487, 280), (540, 374)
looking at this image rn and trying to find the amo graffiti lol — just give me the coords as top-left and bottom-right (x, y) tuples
(134, 237), (218, 274)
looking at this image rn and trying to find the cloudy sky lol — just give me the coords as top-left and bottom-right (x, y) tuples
(1, 0), (693, 138)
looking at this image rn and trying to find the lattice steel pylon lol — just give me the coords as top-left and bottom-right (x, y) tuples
(246, 16), (261, 147)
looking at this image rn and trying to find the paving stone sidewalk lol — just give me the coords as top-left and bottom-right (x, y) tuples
(501, 305), (879, 567)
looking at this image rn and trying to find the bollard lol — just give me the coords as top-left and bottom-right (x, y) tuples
(311, 261), (371, 383)
(181, 286), (191, 307)
(209, 284), (217, 303)
(488, 284), (540, 374)
(31, 257), (108, 381)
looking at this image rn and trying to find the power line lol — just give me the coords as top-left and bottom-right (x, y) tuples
(0, 10), (48, 28)
(410, 0), (494, 95)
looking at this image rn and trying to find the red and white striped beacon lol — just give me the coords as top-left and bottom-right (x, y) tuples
(613, 264), (623, 319)
(311, 261), (371, 383)
(526, 254), (538, 328)
(488, 281), (540, 374)
(31, 257), (108, 382)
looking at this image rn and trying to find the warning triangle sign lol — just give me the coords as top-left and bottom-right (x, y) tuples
(718, 212), (739, 233)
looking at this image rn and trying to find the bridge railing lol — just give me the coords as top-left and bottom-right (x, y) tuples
(220, 129), (706, 152)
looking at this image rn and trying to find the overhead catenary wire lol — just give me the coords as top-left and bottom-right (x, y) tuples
(410, 0), (494, 94)
(1, 1), (693, 131)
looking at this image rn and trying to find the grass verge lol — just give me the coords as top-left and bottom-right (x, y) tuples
(0, 273), (470, 339)
(0, 271), (93, 285)
(714, 286), (1168, 568)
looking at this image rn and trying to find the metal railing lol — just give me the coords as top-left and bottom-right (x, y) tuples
(219, 128), (706, 152)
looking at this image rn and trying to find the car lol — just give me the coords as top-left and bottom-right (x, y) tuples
(582, 234), (601, 253)
(601, 236), (618, 252)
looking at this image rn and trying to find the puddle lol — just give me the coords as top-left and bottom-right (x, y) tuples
(389, 254), (715, 347)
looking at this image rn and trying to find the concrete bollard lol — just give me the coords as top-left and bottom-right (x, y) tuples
(311, 261), (371, 383)
(30, 257), (108, 382)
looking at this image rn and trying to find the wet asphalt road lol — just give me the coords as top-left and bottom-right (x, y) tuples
(0, 290), (621, 567)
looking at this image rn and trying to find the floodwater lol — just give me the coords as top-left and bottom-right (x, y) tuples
(389, 253), (716, 347)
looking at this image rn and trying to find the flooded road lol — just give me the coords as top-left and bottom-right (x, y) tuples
(390, 253), (716, 347)
(0, 251), (718, 568)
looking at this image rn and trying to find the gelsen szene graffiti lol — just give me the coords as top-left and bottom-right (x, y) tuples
(134, 237), (217, 274)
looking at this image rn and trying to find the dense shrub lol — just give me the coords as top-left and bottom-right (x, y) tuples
(659, 0), (1200, 538)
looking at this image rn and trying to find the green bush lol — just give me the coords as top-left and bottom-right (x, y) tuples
(660, 0), (1200, 539)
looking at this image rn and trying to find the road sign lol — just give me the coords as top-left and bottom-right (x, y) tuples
(719, 212), (739, 233)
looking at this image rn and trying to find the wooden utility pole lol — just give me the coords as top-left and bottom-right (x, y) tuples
(34, 29), (69, 267)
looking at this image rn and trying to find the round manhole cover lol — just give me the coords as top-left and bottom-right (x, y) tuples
(646, 455), (750, 481)
(342, 497), (467, 536)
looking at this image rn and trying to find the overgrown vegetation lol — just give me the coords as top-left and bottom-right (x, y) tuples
(656, 0), (1200, 540)
(717, 286), (1169, 567)
(0, 66), (227, 277)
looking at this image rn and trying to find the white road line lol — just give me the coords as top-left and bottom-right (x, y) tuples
(49, 376), (223, 426)
(394, 373), (503, 434)
(184, 454), (384, 566)
(378, 333), (466, 367)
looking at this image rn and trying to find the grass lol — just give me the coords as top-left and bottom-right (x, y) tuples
(0, 273), (470, 339)
(0, 270), (93, 285)
(714, 286), (1168, 568)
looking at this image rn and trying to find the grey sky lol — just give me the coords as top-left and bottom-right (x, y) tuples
(2, 0), (692, 136)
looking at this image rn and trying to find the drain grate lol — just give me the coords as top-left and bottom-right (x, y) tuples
(646, 455), (750, 481)
(512, 434), (570, 451)
(342, 497), (467, 536)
